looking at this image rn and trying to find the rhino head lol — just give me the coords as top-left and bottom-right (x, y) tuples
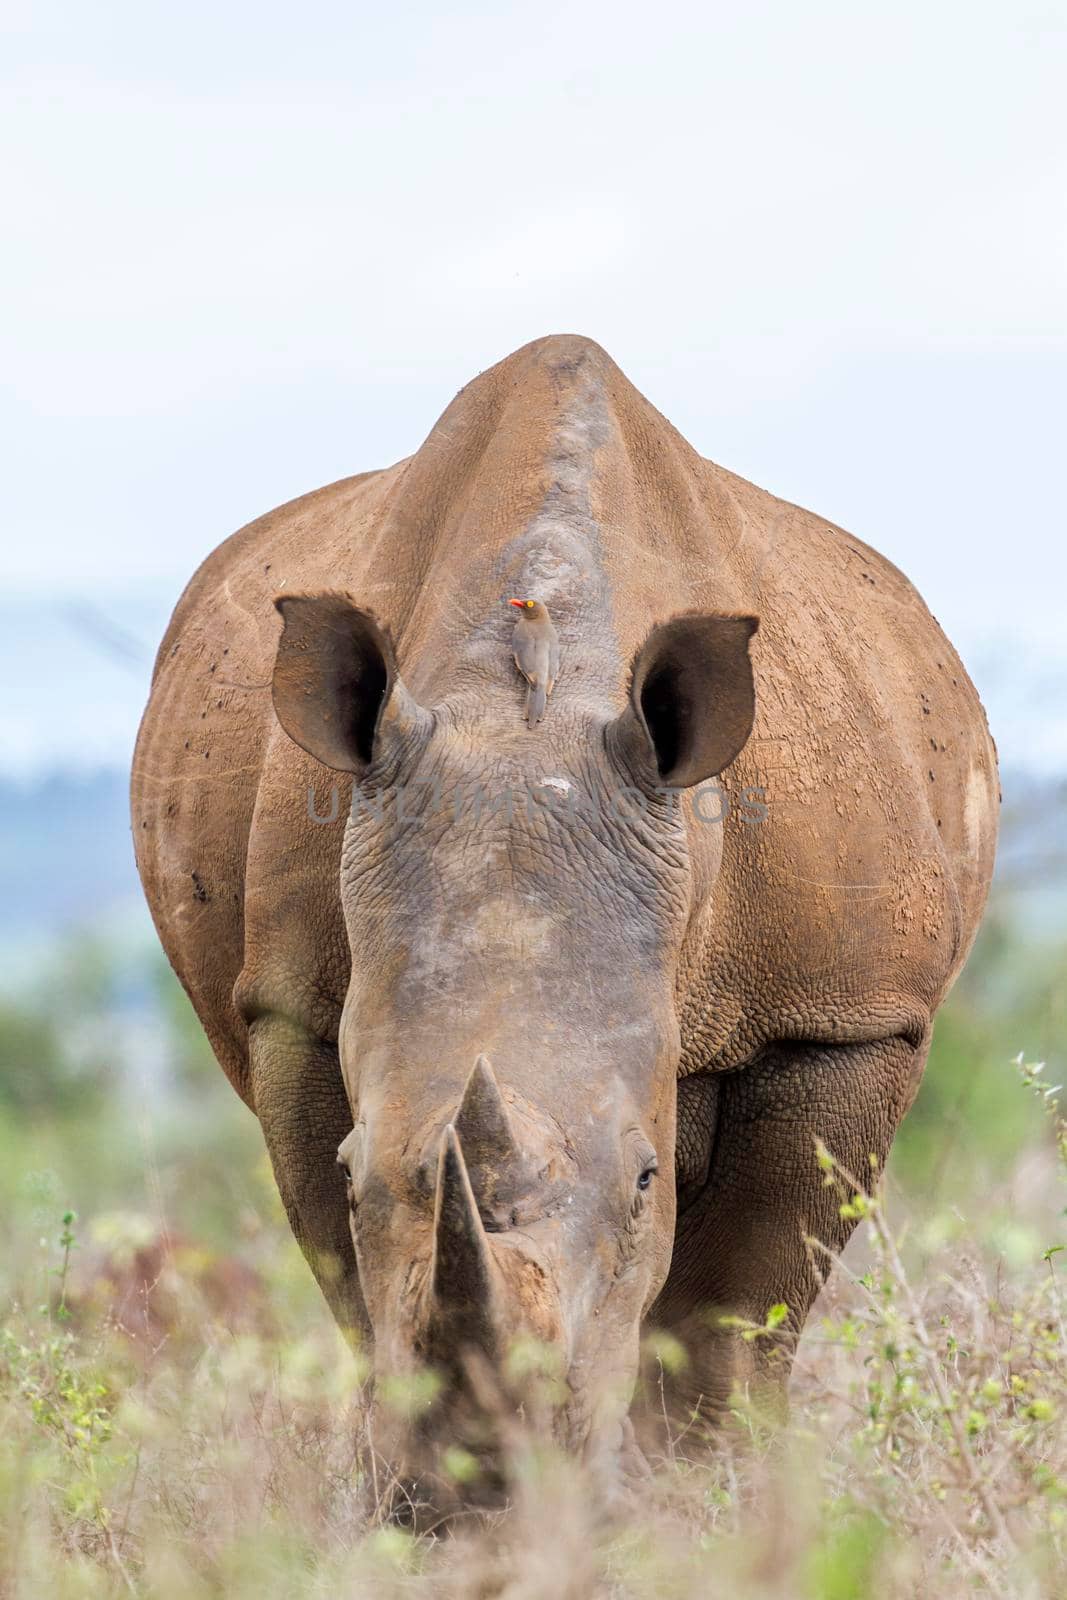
(271, 593), (757, 1511)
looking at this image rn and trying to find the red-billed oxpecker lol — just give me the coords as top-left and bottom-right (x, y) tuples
(509, 598), (560, 727)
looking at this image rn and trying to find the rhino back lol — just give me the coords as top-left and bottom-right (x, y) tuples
(671, 467), (999, 1069)
(132, 334), (998, 1099)
(131, 467), (399, 1103)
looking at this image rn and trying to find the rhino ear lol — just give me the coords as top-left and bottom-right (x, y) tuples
(272, 594), (429, 774)
(608, 613), (759, 789)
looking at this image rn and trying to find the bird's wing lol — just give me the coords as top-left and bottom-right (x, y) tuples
(514, 634), (545, 685)
(547, 630), (561, 688)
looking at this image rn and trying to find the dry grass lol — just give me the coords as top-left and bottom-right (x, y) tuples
(3, 1109), (1067, 1600)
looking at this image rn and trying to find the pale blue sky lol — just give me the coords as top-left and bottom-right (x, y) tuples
(3, 0), (1065, 772)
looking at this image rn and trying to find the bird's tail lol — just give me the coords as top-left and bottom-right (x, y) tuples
(526, 680), (547, 727)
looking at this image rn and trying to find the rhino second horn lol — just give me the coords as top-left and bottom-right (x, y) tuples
(429, 1124), (500, 1326)
(453, 1055), (522, 1174)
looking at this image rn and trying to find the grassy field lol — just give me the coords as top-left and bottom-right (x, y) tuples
(1, 905), (1065, 1598)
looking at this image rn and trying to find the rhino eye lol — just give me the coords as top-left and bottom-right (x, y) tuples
(637, 1162), (657, 1192)
(337, 1161), (356, 1206)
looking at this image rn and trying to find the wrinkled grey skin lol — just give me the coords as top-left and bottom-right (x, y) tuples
(340, 728), (682, 1445)
(274, 596), (752, 1505)
(131, 335), (999, 1517)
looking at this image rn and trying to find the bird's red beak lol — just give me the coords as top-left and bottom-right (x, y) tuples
(508, 598), (525, 609)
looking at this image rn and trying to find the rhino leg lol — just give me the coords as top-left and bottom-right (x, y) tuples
(249, 1013), (370, 1343)
(645, 1032), (928, 1439)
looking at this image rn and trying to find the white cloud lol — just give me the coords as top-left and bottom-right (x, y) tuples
(1, 0), (1064, 770)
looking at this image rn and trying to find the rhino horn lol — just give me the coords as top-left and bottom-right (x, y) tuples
(453, 1055), (522, 1173)
(428, 1124), (500, 1332)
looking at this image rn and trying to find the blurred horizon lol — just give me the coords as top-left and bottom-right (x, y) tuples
(3, 531), (1066, 781)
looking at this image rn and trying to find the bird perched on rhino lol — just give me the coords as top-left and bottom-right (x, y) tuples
(509, 598), (560, 727)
